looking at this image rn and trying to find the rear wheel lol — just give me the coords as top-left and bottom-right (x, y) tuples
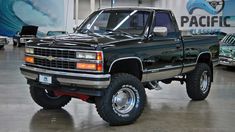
(18, 43), (23, 47)
(0, 45), (4, 49)
(186, 63), (212, 100)
(95, 73), (146, 126)
(30, 86), (71, 109)
(13, 41), (17, 47)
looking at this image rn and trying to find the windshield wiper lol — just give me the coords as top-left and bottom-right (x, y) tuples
(105, 29), (132, 36)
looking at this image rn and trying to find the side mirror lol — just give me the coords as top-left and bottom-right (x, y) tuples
(153, 27), (168, 37)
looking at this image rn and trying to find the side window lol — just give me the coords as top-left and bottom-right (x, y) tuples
(154, 12), (176, 37)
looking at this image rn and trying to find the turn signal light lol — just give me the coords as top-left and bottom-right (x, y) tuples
(97, 63), (103, 71)
(76, 63), (97, 70)
(76, 63), (103, 71)
(25, 56), (34, 64)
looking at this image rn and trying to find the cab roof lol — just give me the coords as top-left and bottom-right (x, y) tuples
(99, 7), (171, 12)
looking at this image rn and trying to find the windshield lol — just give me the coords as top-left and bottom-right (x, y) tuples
(47, 31), (67, 36)
(76, 10), (150, 36)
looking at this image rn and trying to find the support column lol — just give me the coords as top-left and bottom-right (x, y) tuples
(75, 0), (79, 25)
(90, 0), (95, 13)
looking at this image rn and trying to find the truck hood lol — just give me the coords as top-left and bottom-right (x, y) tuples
(34, 33), (141, 48)
(220, 45), (235, 58)
(20, 26), (38, 36)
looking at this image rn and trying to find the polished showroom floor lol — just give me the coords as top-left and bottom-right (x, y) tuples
(0, 44), (235, 132)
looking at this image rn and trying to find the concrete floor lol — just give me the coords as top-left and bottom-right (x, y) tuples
(0, 44), (235, 132)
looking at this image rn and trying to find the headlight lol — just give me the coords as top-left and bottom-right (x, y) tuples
(25, 48), (34, 54)
(76, 52), (97, 60)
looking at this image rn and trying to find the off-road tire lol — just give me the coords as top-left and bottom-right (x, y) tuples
(30, 86), (71, 109)
(95, 73), (146, 126)
(186, 63), (212, 100)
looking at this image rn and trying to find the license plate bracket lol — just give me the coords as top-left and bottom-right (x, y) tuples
(39, 74), (52, 85)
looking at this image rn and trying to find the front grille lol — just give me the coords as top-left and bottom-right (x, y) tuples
(35, 58), (76, 69)
(31, 47), (77, 70)
(34, 48), (76, 58)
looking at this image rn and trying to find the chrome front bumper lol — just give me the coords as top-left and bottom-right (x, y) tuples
(219, 57), (235, 66)
(20, 65), (111, 89)
(20, 37), (34, 43)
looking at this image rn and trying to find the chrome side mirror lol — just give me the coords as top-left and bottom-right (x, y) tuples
(153, 27), (168, 37)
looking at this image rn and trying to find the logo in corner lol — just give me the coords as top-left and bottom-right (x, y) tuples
(187, 0), (225, 15)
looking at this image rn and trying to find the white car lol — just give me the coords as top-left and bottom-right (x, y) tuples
(0, 36), (9, 49)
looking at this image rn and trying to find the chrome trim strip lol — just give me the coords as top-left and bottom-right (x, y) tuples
(182, 66), (195, 73)
(21, 65), (110, 78)
(26, 46), (102, 53)
(143, 65), (182, 73)
(20, 65), (110, 89)
(108, 57), (144, 72)
(142, 68), (180, 82)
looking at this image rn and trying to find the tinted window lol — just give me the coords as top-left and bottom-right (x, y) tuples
(154, 12), (175, 35)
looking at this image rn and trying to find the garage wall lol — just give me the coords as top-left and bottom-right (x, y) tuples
(1, 0), (235, 36)
(0, 0), (65, 37)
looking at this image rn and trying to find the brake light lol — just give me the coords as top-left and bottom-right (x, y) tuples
(25, 56), (34, 64)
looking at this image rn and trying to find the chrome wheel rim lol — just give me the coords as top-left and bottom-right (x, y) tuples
(112, 85), (137, 115)
(200, 71), (210, 94)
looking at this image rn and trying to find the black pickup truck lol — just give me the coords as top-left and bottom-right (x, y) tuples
(20, 8), (219, 125)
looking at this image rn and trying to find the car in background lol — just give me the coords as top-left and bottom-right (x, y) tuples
(47, 31), (67, 36)
(13, 26), (38, 47)
(219, 34), (235, 67)
(212, 31), (227, 41)
(0, 36), (9, 49)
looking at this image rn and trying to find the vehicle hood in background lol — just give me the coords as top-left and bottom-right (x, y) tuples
(220, 46), (235, 58)
(20, 26), (38, 36)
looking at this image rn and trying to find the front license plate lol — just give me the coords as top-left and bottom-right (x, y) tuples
(39, 75), (52, 84)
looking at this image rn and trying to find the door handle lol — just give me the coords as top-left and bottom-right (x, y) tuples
(176, 43), (181, 49)
(175, 38), (181, 42)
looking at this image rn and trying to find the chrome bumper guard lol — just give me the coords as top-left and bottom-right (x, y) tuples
(219, 57), (235, 66)
(20, 65), (111, 89)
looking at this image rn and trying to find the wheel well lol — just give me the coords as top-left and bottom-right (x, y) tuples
(109, 59), (143, 80)
(197, 53), (213, 81)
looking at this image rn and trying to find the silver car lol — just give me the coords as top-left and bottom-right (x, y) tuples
(0, 36), (9, 49)
(219, 34), (235, 67)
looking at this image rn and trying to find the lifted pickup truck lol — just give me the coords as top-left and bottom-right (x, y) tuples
(20, 7), (219, 125)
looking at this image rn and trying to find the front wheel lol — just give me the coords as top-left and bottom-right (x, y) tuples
(186, 63), (212, 100)
(95, 73), (146, 126)
(30, 86), (71, 109)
